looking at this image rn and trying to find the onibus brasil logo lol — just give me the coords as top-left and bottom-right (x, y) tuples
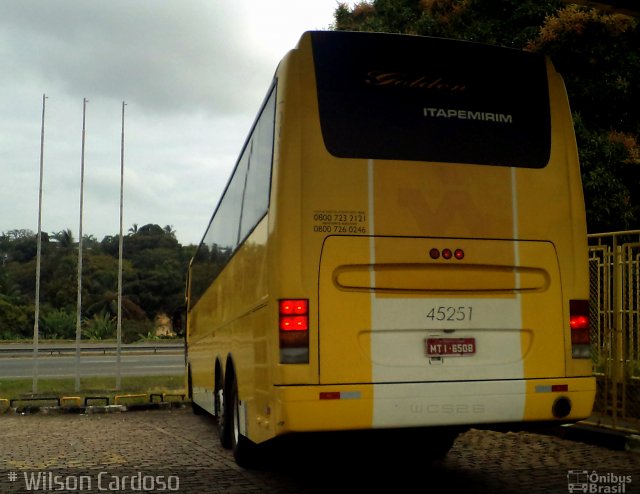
(567, 470), (632, 493)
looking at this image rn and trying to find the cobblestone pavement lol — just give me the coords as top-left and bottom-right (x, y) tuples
(1, 406), (639, 493)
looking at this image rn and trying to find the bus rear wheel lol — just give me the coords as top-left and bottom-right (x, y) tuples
(229, 375), (260, 467)
(217, 382), (232, 449)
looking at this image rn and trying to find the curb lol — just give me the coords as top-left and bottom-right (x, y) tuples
(627, 434), (640, 453)
(557, 422), (640, 453)
(1, 401), (188, 416)
(0, 391), (187, 415)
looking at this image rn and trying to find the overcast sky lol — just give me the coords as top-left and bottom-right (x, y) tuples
(0, 0), (350, 245)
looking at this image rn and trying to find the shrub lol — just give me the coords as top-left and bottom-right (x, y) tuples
(40, 308), (76, 339)
(82, 313), (116, 340)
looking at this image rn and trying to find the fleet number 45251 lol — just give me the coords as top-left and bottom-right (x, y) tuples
(426, 306), (473, 322)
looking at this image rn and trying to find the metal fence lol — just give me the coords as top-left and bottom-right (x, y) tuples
(588, 230), (640, 432)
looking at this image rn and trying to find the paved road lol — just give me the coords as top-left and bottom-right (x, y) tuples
(0, 354), (184, 378)
(0, 407), (639, 493)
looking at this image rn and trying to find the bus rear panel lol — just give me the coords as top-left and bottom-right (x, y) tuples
(187, 30), (595, 459)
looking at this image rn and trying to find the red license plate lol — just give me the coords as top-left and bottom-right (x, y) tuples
(425, 337), (476, 357)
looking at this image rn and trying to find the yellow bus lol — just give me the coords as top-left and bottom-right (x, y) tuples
(186, 30), (595, 466)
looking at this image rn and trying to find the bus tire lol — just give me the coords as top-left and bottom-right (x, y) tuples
(213, 370), (224, 421)
(422, 429), (459, 461)
(229, 375), (260, 467)
(218, 381), (232, 449)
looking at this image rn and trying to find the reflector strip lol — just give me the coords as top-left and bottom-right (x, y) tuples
(536, 384), (569, 393)
(319, 391), (362, 400)
(319, 392), (340, 400)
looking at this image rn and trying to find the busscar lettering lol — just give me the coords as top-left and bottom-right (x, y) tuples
(424, 107), (513, 124)
(410, 402), (486, 414)
(366, 72), (467, 92)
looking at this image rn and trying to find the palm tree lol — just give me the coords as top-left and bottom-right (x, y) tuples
(52, 229), (75, 251)
(86, 291), (146, 320)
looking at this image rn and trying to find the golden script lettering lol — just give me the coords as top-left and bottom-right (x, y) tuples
(365, 71), (467, 92)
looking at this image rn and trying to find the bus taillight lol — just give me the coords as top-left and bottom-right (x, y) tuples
(429, 247), (465, 260)
(280, 299), (308, 315)
(570, 300), (590, 359)
(279, 299), (309, 363)
(280, 316), (308, 331)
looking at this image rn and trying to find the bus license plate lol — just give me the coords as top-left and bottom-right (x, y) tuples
(425, 337), (476, 357)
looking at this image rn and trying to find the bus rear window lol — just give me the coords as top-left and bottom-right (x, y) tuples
(311, 31), (551, 168)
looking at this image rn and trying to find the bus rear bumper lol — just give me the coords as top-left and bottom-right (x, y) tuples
(273, 377), (596, 434)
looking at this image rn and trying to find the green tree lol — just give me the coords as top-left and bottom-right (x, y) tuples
(528, 6), (640, 231)
(52, 229), (75, 251)
(85, 291), (146, 322)
(1, 229), (46, 263)
(334, 1), (640, 232)
(0, 296), (31, 339)
(5, 260), (36, 301)
(0, 223), (194, 340)
(40, 252), (77, 310)
(335, 0), (564, 46)
(128, 247), (184, 316)
(574, 115), (640, 231)
(528, 6), (639, 134)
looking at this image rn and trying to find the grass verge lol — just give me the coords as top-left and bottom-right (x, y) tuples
(0, 375), (185, 402)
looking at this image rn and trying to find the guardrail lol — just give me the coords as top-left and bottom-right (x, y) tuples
(0, 343), (184, 357)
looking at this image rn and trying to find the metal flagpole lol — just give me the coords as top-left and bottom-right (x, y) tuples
(116, 101), (126, 389)
(33, 94), (47, 394)
(75, 98), (88, 392)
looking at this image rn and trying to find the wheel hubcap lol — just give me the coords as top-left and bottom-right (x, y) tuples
(233, 392), (240, 445)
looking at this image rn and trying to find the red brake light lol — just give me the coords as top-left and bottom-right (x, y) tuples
(280, 316), (308, 331)
(279, 299), (309, 331)
(442, 248), (452, 260)
(429, 248), (440, 259)
(279, 299), (310, 363)
(569, 300), (590, 331)
(280, 299), (308, 315)
(454, 248), (465, 260)
(569, 299), (590, 358)
(570, 315), (589, 330)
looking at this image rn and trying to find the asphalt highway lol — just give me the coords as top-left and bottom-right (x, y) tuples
(0, 352), (184, 378)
